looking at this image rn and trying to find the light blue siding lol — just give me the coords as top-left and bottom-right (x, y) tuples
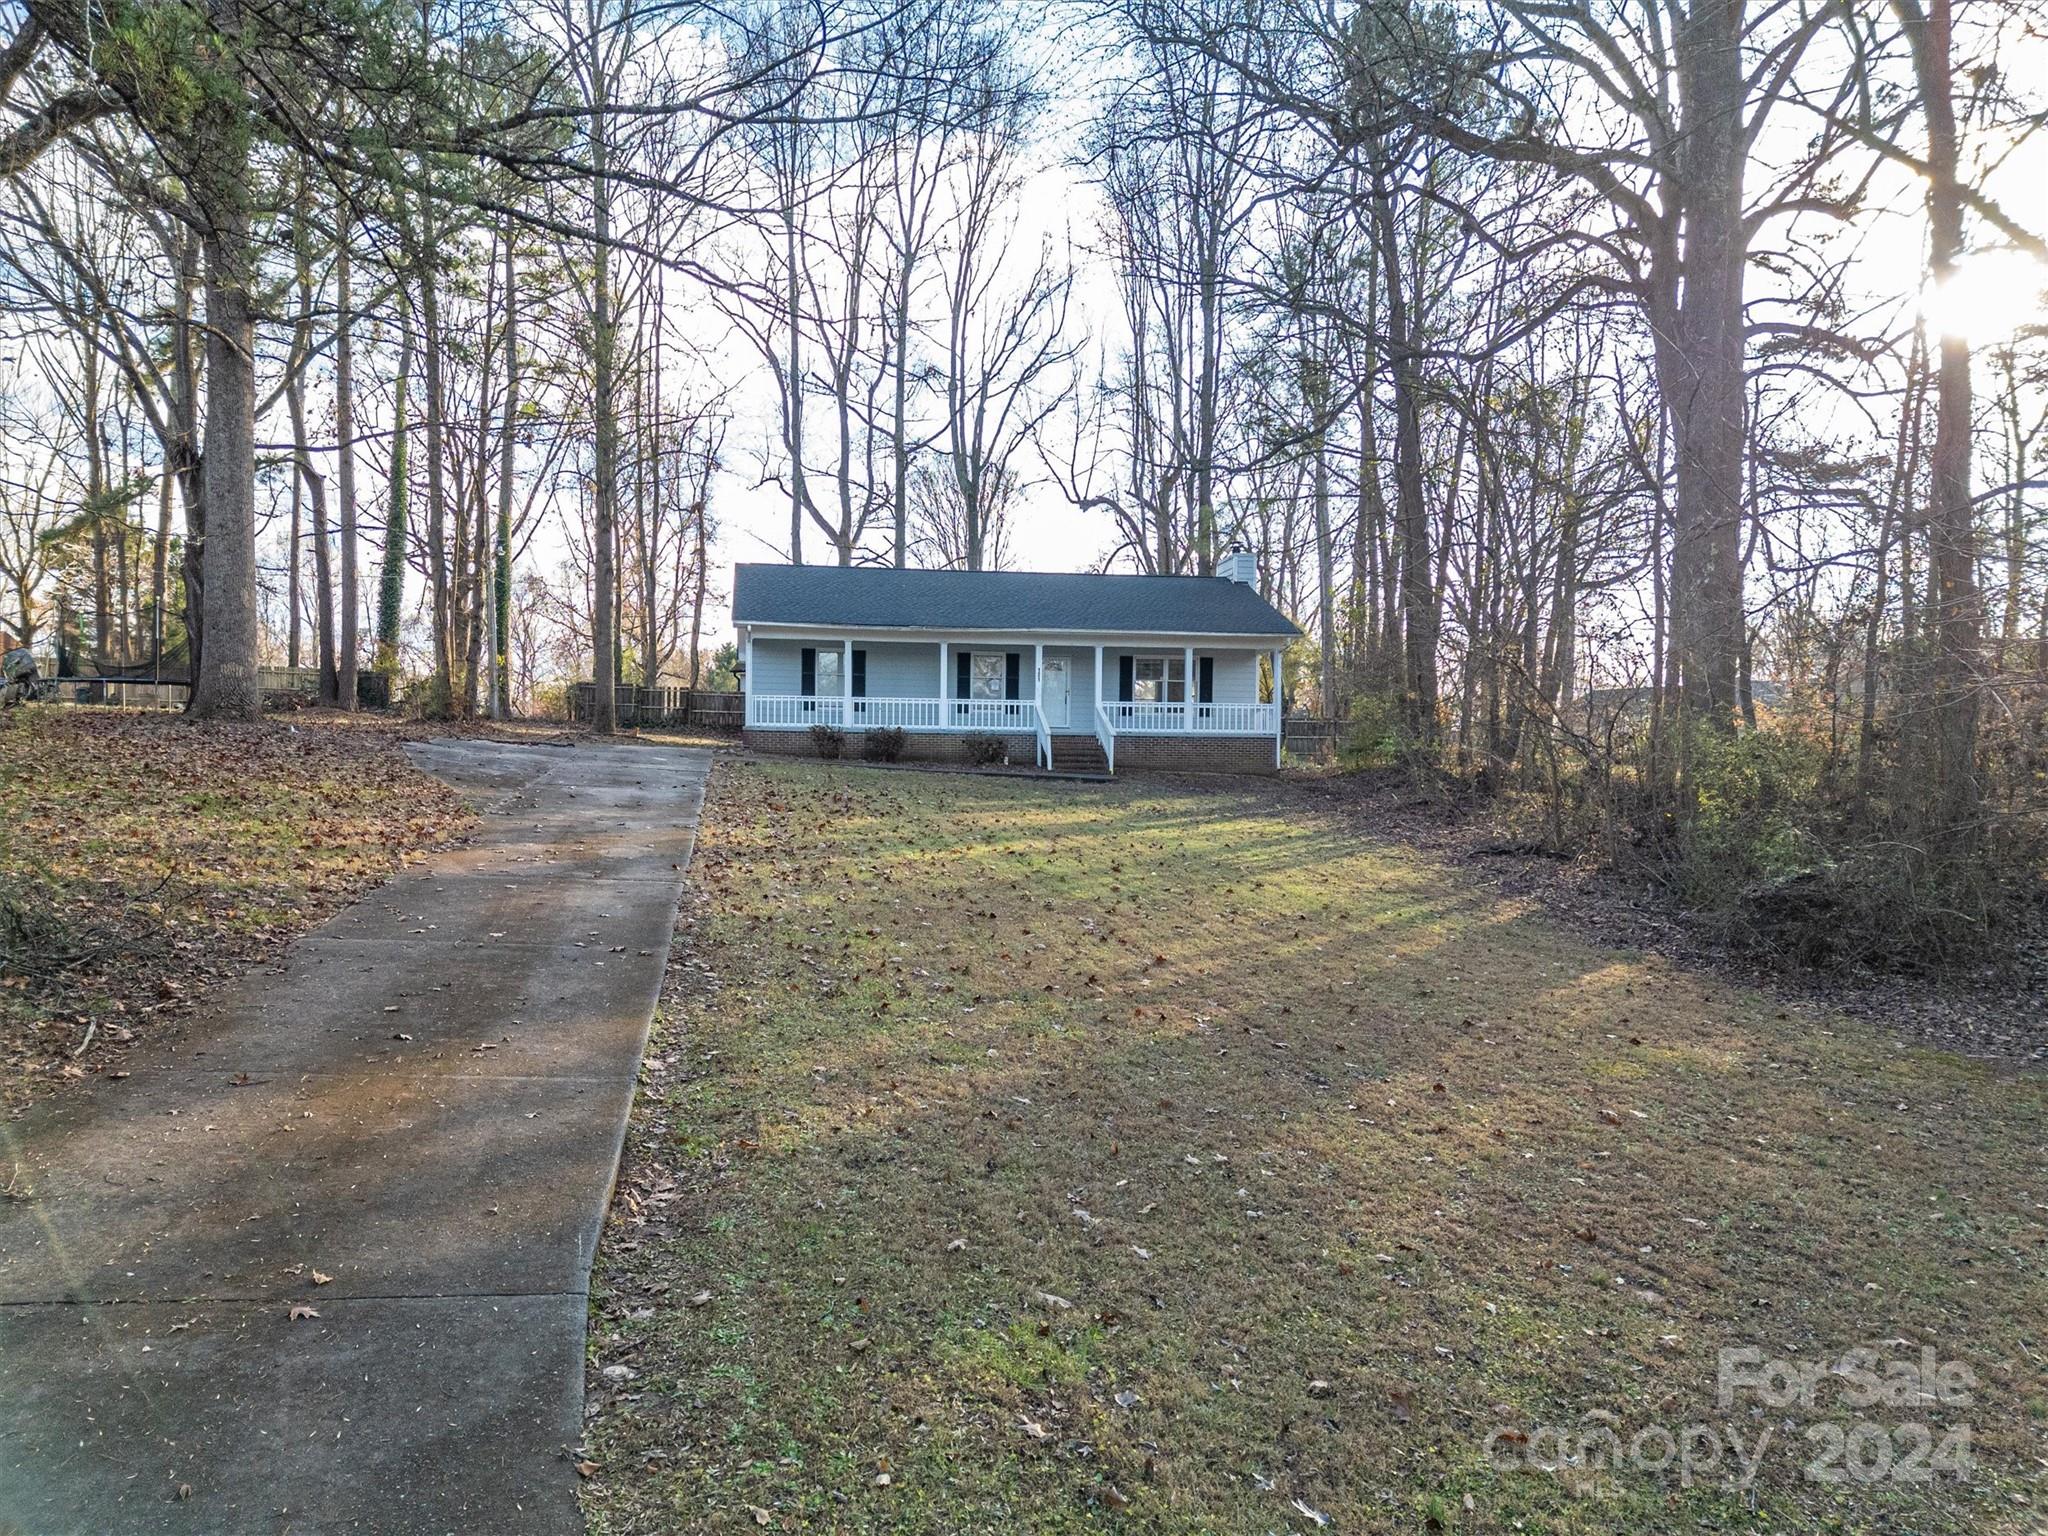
(746, 634), (1273, 732)
(1211, 650), (1259, 703)
(863, 641), (943, 697)
(750, 638), (805, 694)
(751, 638), (947, 698)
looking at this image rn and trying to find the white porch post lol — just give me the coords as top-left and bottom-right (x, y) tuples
(1034, 641), (1045, 767)
(1093, 644), (1103, 722)
(1184, 643), (1195, 731)
(938, 640), (949, 728)
(742, 629), (754, 727)
(843, 637), (853, 726)
(1272, 647), (1284, 767)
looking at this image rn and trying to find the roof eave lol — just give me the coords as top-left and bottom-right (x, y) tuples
(735, 617), (1299, 641)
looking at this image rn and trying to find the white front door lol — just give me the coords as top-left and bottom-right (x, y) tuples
(1041, 657), (1071, 727)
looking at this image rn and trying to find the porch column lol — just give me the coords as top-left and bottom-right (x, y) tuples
(1272, 647), (1285, 767)
(1034, 642), (1043, 706)
(938, 640), (949, 728)
(742, 629), (753, 727)
(1183, 644), (1195, 731)
(1093, 644), (1103, 724)
(843, 637), (854, 726)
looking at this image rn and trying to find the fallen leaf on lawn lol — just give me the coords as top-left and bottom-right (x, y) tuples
(1035, 1290), (1072, 1310)
(311, 1269), (333, 1285)
(1291, 1497), (1330, 1527)
(747, 1506), (772, 1526)
(574, 1460), (600, 1479)
(1020, 1416), (1050, 1440)
(1114, 1389), (1141, 1409)
(945, 1237), (967, 1252)
(1099, 1483), (1129, 1510)
(288, 1304), (319, 1321)
(687, 1290), (713, 1307)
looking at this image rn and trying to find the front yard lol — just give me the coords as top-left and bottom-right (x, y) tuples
(583, 759), (2047, 1534)
(0, 709), (471, 1101)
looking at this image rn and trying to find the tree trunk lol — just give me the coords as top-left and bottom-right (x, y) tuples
(287, 374), (338, 703)
(377, 300), (412, 676)
(587, 0), (618, 733)
(335, 238), (360, 710)
(1901, 0), (1982, 843)
(490, 229), (517, 719)
(287, 459), (302, 671)
(1370, 172), (1436, 742)
(418, 223), (453, 709)
(188, 208), (260, 720)
(1664, 0), (1749, 738)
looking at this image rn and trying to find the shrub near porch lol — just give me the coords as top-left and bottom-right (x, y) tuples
(581, 760), (2046, 1535)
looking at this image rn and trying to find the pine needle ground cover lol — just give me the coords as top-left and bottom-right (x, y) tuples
(584, 758), (2045, 1535)
(0, 709), (471, 1101)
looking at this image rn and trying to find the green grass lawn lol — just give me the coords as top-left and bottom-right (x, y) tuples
(582, 758), (2047, 1535)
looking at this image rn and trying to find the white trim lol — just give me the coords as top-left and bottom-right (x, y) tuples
(738, 621), (1297, 644)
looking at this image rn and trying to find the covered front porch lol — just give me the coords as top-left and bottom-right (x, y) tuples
(739, 631), (1284, 772)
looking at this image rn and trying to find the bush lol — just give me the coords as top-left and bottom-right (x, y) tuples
(1337, 692), (1406, 771)
(406, 673), (458, 721)
(809, 724), (846, 759)
(862, 726), (907, 762)
(961, 731), (1006, 766)
(1672, 726), (1829, 909)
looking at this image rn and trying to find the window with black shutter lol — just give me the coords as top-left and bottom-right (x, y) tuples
(1005, 652), (1020, 703)
(1198, 655), (1214, 713)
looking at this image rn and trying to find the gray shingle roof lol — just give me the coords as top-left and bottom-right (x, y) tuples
(733, 563), (1300, 638)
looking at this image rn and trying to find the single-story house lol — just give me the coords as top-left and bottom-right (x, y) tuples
(733, 552), (1300, 774)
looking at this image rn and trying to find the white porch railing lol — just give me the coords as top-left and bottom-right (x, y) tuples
(749, 694), (846, 728)
(1093, 701), (1116, 774)
(1101, 701), (1279, 735)
(747, 694), (1038, 732)
(747, 694), (1277, 741)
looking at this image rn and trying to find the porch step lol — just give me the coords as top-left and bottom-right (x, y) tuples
(1049, 737), (1111, 774)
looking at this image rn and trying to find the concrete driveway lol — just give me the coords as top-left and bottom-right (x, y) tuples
(0, 738), (709, 1535)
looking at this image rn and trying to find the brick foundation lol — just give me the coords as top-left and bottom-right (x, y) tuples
(744, 728), (1277, 775)
(744, 729), (1037, 766)
(1109, 734), (1278, 776)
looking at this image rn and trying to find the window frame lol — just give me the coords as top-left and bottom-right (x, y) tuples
(970, 652), (1007, 702)
(1131, 655), (1186, 705)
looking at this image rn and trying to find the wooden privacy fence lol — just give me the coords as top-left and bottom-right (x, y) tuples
(1282, 716), (1343, 761)
(569, 684), (744, 731)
